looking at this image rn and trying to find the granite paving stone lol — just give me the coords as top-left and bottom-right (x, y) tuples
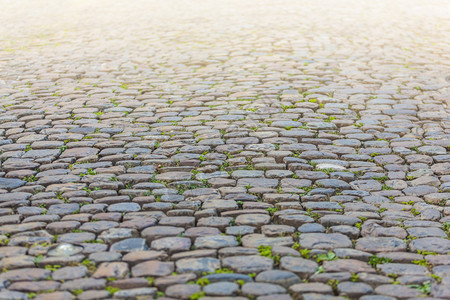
(0, 0), (448, 298)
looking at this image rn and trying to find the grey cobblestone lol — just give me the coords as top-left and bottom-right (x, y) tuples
(0, 0), (448, 298)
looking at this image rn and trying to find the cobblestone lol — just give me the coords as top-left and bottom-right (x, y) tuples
(0, 0), (449, 298)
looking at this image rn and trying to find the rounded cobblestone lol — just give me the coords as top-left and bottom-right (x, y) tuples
(0, 0), (448, 298)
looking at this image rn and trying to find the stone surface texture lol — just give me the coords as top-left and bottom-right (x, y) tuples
(0, 0), (449, 299)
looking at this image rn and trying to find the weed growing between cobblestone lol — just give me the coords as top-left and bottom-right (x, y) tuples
(258, 245), (280, 265)
(369, 256), (393, 268)
(315, 251), (337, 263)
(409, 281), (431, 295)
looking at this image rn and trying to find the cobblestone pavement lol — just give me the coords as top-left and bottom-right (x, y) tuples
(0, 0), (449, 299)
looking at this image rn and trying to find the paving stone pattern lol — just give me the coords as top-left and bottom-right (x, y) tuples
(0, 0), (449, 299)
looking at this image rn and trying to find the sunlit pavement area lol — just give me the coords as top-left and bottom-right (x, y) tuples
(0, 0), (449, 299)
